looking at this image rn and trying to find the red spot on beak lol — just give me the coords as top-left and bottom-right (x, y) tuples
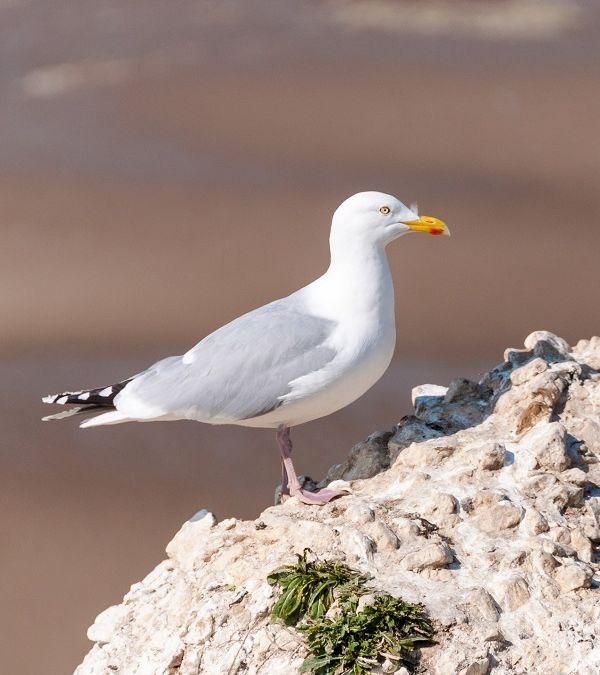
(431, 228), (443, 236)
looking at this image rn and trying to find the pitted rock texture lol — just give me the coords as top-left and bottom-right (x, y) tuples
(76, 332), (600, 675)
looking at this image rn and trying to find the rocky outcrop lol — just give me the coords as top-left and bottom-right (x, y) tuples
(76, 332), (600, 675)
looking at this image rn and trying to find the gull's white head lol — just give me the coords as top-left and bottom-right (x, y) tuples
(331, 191), (449, 248)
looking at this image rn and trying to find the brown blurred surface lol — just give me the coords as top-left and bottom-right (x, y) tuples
(1, 1), (599, 672)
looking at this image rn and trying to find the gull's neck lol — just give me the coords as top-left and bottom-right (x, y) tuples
(305, 235), (395, 323)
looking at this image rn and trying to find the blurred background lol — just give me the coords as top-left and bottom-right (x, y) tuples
(1, 0), (599, 672)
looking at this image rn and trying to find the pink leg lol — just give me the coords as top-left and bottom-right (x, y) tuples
(276, 424), (347, 506)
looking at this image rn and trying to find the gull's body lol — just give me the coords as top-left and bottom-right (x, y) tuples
(43, 191), (448, 504)
(99, 240), (396, 430)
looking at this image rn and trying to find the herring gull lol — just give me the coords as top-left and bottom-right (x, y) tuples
(42, 191), (449, 505)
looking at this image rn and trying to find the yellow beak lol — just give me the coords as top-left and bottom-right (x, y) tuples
(403, 215), (450, 237)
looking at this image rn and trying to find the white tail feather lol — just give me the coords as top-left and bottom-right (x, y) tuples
(80, 411), (131, 428)
(43, 407), (88, 422)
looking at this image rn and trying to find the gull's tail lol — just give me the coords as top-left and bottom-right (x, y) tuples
(42, 380), (132, 425)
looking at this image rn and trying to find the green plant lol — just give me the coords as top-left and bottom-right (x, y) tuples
(268, 550), (435, 674)
(268, 548), (368, 625)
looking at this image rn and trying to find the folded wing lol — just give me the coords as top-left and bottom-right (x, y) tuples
(115, 300), (338, 422)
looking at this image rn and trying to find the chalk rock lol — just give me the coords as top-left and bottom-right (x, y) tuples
(364, 520), (399, 550)
(464, 588), (500, 622)
(499, 575), (530, 610)
(481, 626), (505, 643)
(521, 507), (549, 535)
(469, 441), (506, 471)
(555, 561), (593, 593)
(87, 605), (130, 645)
(561, 467), (588, 486)
(570, 529), (593, 563)
(165, 509), (217, 569)
(401, 542), (453, 572)
(392, 516), (421, 539)
(340, 528), (375, 565)
(460, 658), (491, 675)
(510, 357), (548, 385)
(345, 501), (375, 525)
(75, 333), (600, 675)
(517, 421), (571, 473)
(428, 492), (458, 517)
(394, 438), (456, 468)
(506, 369), (573, 434)
(472, 498), (523, 533)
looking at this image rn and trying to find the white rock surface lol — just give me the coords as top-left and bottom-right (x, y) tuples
(76, 333), (600, 675)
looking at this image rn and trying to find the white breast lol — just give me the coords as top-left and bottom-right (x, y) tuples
(239, 244), (397, 429)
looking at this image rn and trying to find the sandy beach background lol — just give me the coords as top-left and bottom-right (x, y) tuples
(1, 1), (599, 672)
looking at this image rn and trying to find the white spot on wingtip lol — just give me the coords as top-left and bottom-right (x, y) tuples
(78, 392), (90, 400)
(42, 394), (57, 403)
(99, 387), (113, 397)
(57, 396), (68, 404)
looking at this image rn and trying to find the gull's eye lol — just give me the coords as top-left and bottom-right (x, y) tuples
(379, 206), (391, 215)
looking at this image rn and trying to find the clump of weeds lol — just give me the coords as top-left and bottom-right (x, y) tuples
(268, 549), (435, 674)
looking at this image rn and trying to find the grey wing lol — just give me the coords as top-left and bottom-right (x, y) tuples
(117, 300), (337, 421)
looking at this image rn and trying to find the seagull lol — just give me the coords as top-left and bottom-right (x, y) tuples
(42, 191), (449, 505)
